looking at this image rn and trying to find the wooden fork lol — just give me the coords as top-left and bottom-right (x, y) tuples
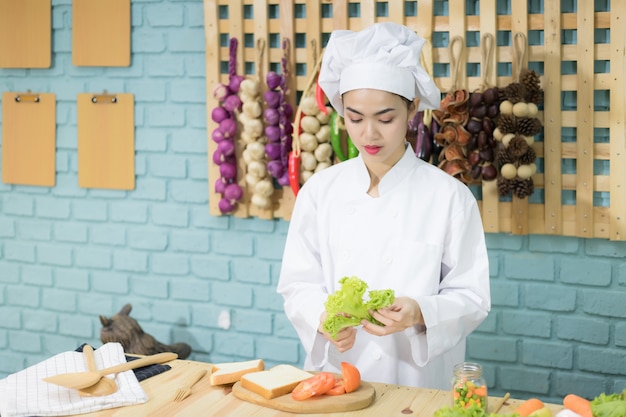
(172, 369), (207, 402)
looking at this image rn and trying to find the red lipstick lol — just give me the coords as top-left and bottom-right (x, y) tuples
(364, 145), (381, 155)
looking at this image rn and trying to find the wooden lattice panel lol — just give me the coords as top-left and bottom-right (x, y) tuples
(204, 0), (626, 240)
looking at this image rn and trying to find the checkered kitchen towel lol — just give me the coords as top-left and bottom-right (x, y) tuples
(0, 342), (170, 417)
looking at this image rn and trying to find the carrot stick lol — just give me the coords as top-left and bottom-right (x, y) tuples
(563, 393), (593, 417)
(474, 386), (487, 397)
(515, 398), (545, 417)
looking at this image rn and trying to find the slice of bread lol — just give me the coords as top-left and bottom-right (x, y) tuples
(240, 364), (313, 400)
(209, 359), (265, 385)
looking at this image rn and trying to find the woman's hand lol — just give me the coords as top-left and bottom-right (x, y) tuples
(360, 297), (423, 336)
(318, 312), (357, 352)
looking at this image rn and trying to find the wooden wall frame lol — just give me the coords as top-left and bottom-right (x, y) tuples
(203, 0), (626, 240)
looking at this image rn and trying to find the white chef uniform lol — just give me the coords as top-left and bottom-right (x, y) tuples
(277, 22), (491, 389)
(277, 144), (491, 389)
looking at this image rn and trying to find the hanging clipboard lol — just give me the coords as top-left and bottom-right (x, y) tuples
(77, 92), (135, 190)
(0, 0), (51, 68)
(72, 0), (131, 67)
(2, 92), (56, 186)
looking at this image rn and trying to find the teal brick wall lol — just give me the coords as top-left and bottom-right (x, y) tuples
(0, 0), (625, 405)
(479, 235), (626, 400)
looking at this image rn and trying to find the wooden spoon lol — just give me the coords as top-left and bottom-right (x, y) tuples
(78, 345), (118, 397)
(491, 392), (511, 413)
(43, 352), (177, 390)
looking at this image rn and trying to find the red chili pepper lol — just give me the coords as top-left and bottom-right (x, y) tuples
(316, 78), (328, 115)
(288, 151), (301, 196)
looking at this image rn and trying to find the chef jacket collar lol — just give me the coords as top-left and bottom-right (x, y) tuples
(355, 143), (417, 196)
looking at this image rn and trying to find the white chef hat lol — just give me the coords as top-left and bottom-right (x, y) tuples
(318, 22), (441, 116)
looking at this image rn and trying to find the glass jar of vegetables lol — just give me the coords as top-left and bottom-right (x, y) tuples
(451, 362), (488, 411)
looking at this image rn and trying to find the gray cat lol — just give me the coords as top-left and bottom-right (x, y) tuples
(100, 304), (191, 359)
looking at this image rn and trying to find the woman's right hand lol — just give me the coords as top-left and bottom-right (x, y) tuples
(318, 312), (357, 352)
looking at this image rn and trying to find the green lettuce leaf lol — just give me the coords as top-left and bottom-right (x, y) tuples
(591, 389), (626, 417)
(433, 405), (518, 417)
(322, 276), (394, 339)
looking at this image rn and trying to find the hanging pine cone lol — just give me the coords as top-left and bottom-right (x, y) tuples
(519, 147), (537, 165)
(497, 114), (517, 134)
(520, 69), (540, 88)
(508, 135), (529, 158)
(513, 177), (534, 199)
(497, 87), (511, 103)
(528, 89), (543, 105)
(497, 88), (506, 103)
(497, 177), (514, 196)
(520, 69), (542, 104)
(517, 117), (542, 136)
(496, 146), (514, 166)
(502, 83), (526, 104)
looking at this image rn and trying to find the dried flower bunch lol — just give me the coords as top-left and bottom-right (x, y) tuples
(433, 89), (473, 182)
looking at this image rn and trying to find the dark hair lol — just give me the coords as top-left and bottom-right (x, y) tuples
(399, 95), (418, 115)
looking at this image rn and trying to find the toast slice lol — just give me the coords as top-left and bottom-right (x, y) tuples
(240, 364), (313, 400)
(209, 359), (265, 385)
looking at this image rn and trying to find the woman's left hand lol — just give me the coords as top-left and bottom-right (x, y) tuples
(360, 297), (424, 336)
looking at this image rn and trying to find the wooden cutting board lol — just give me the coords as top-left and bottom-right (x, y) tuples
(231, 379), (376, 413)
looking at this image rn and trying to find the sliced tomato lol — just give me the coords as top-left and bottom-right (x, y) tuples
(325, 378), (346, 396)
(291, 372), (336, 401)
(341, 361), (361, 393)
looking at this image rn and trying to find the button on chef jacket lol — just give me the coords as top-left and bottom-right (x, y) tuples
(277, 144), (491, 389)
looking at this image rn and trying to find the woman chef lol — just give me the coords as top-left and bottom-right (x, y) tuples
(276, 22), (491, 389)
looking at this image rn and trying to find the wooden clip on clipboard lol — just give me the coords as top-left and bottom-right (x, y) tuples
(2, 92), (56, 186)
(77, 93), (135, 190)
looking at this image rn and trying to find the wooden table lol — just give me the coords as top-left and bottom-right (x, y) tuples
(73, 359), (565, 417)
